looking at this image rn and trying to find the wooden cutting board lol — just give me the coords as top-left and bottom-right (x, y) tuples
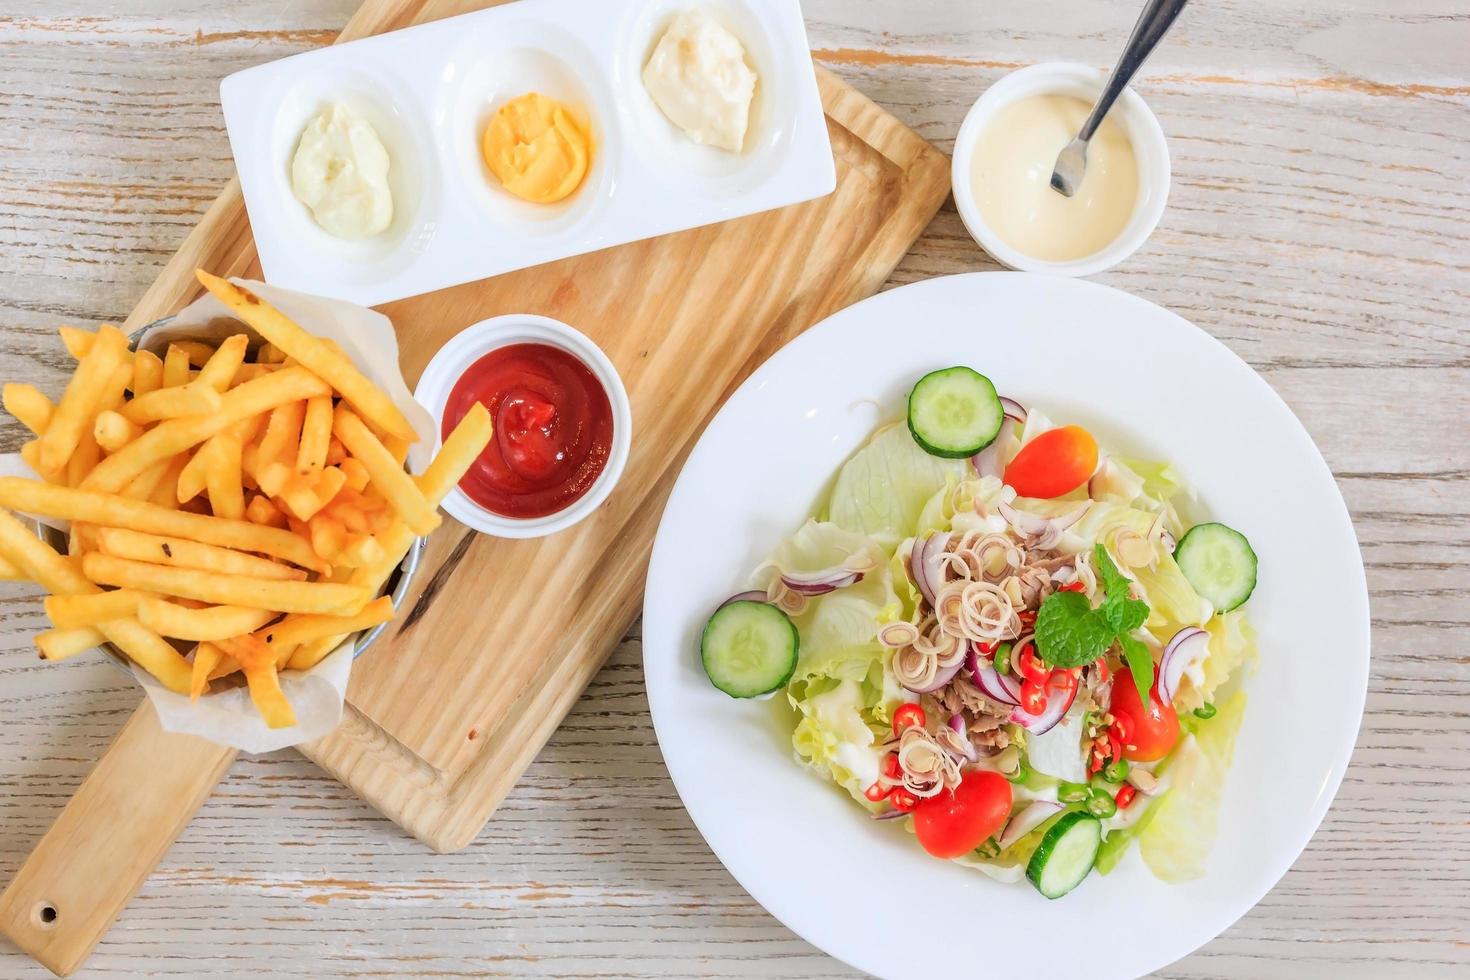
(0, 0), (949, 974)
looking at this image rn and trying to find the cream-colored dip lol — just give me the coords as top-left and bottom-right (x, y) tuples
(970, 94), (1137, 263)
(291, 103), (393, 240)
(642, 11), (757, 153)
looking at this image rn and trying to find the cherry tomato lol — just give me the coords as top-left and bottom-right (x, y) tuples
(892, 702), (927, 737)
(865, 781), (892, 803)
(913, 770), (1013, 859)
(1108, 669), (1181, 762)
(889, 788), (919, 812)
(1016, 641), (1049, 684)
(881, 753), (902, 780)
(1020, 680), (1047, 714)
(1003, 425), (1100, 499)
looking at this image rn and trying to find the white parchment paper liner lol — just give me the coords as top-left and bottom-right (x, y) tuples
(2, 279), (435, 753)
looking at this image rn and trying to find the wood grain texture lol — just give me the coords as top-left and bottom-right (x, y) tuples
(2, 0), (1468, 977)
(298, 57), (949, 853)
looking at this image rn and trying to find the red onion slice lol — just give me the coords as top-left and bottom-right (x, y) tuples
(999, 396), (1027, 424)
(1010, 677), (1079, 735)
(779, 569), (863, 596)
(718, 590), (769, 609)
(871, 809), (910, 821)
(1158, 626), (1210, 706)
(970, 417), (1018, 480)
(908, 531), (950, 607)
(947, 712), (966, 735)
(998, 800), (1064, 849)
(904, 655), (963, 695)
(967, 646), (1021, 707)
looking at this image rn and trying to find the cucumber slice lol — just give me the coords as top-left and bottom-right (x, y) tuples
(907, 367), (1004, 459)
(700, 600), (799, 699)
(1026, 811), (1102, 899)
(1174, 522), (1258, 612)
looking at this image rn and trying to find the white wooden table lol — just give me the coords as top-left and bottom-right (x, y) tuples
(2, 1), (1467, 976)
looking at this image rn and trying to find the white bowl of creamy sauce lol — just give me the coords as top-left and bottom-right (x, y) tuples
(952, 62), (1170, 276)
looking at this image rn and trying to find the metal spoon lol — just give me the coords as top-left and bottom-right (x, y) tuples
(1049, 0), (1189, 197)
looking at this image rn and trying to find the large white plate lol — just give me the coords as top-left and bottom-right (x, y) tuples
(643, 273), (1369, 979)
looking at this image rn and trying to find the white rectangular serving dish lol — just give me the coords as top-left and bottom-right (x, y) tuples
(220, 0), (836, 307)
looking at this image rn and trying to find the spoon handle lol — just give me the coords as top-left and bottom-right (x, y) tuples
(1078, 0), (1189, 143)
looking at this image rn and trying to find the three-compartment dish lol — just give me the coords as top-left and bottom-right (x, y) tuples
(221, 0), (835, 306)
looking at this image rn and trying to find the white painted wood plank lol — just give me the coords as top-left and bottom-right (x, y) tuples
(1, 0), (1467, 976)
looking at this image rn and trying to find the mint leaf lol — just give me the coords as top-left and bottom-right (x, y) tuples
(1095, 544), (1149, 636)
(1094, 544), (1132, 600)
(1119, 634), (1154, 705)
(1034, 591), (1112, 668)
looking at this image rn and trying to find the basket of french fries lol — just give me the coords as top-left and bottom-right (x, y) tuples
(0, 271), (491, 751)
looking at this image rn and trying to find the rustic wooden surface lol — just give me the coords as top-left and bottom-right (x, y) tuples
(1, 0), (1466, 976)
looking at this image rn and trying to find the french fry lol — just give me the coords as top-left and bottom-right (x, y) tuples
(132, 348), (163, 397)
(308, 512), (347, 562)
(82, 552), (369, 615)
(94, 409), (143, 452)
(195, 334), (248, 392)
(215, 634), (297, 728)
(0, 478), (328, 572)
(229, 363), (279, 386)
(36, 625), (104, 661)
(196, 271), (416, 441)
(39, 323), (128, 473)
(138, 597), (275, 642)
(296, 395), (332, 476)
(80, 366), (331, 493)
(261, 596), (392, 648)
(206, 432), (245, 520)
(171, 340), (217, 368)
(335, 533), (384, 568)
(290, 403), (492, 670)
(332, 406), (439, 535)
(68, 363), (132, 488)
(4, 383), (54, 435)
(44, 589), (152, 629)
(325, 437), (348, 466)
(120, 456), (173, 502)
(121, 381), (223, 425)
(58, 325), (95, 359)
(245, 493), (287, 529)
(257, 342), (285, 364)
(0, 553), (25, 580)
(162, 343), (191, 388)
(95, 526), (307, 581)
(190, 641), (225, 700)
(20, 439), (63, 484)
(256, 400), (306, 474)
(66, 426), (102, 488)
(148, 454), (190, 510)
(0, 507), (191, 692)
(101, 361), (133, 410)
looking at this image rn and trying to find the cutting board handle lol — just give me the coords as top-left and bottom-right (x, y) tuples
(0, 700), (237, 977)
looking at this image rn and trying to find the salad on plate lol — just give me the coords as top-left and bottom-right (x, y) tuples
(698, 366), (1260, 899)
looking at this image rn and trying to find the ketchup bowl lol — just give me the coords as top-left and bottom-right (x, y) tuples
(414, 314), (632, 538)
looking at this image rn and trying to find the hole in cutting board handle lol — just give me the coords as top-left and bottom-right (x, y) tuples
(31, 901), (59, 930)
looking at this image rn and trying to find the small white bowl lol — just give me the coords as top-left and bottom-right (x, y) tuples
(951, 62), (1171, 277)
(414, 314), (632, 538)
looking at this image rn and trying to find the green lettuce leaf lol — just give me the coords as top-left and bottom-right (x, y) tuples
(827, 423), (967, 549)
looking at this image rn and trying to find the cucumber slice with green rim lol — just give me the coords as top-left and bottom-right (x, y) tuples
(907, 367), (1004, 459)
(1174, 522), (1258, 612)
(700, 600), (799, 699)
(1026, 810), (1102, 899)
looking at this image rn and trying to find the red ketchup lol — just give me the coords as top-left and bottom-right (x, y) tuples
(442, 343), (613, 519)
